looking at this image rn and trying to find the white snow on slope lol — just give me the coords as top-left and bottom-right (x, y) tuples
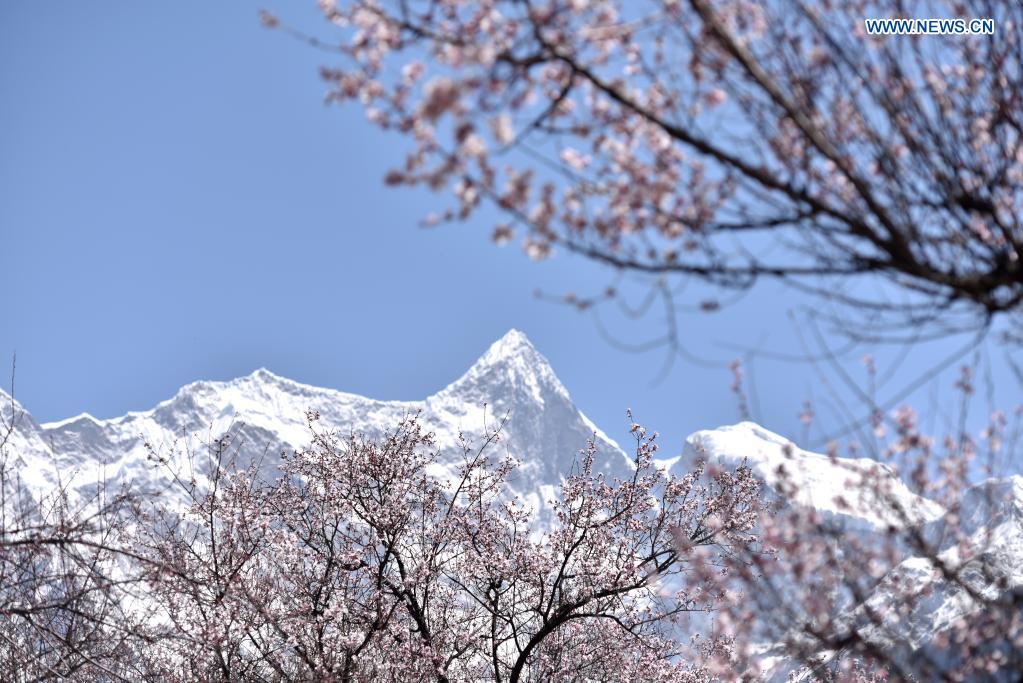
(684, 422), (1021, 681)
(6, 330), (629, 509)
(859, 476), (1023, 646)
(685, 421), (945, 530)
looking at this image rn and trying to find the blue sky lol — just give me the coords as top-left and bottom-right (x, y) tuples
(2, 2), (1017, 457)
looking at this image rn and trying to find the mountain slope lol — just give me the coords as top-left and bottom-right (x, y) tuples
(684, 422), (945, 531)
(7, 330), (629, 511)
(684, 422), (1022, 681)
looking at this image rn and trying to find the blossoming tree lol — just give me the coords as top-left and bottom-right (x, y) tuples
(130, 413), (760, 681)
(276, 0), (1022, 338)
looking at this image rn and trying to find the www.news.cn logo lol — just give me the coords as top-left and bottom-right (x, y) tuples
(864, 18), (995, 36)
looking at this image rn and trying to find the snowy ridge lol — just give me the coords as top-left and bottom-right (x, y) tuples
(7, 330), (629, 509)
(685, 422), (945, 531)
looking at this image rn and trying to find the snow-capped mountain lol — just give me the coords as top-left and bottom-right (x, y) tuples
(3, 330), (1020, 679)
(685, 423), (1023, 681)
(2, 330), (629, 512)
(685, 422), (945, 532)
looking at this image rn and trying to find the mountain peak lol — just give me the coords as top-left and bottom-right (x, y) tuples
(458, 330), (547, 380)
(244, 367), (288, 386)
(437, 329), (568, 403)
(483, 329), (537, 361)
